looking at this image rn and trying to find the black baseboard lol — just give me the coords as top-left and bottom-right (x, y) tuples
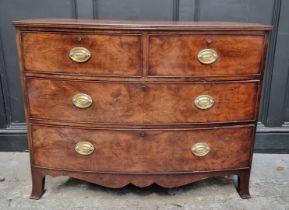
(255, 132), (289, 153)
(1, 124), (289, 153)
(0, 123), (28, 151)
(0, 133), (27, 151)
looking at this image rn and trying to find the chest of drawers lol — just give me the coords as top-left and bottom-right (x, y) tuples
(14, 19), (271, 199)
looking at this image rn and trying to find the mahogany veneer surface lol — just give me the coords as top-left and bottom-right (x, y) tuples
(148, 35), (264, 76)
(32, 125), (253, 172)
(22, 32), (142, 75)
(14, 19), (271, 200)
(27, 78), (259, 124)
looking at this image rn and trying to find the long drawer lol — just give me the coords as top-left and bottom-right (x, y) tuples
(31, 125), (254, 172)
(26, 78), (259, 124)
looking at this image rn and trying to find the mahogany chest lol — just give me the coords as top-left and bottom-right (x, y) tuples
(14, 19), (271, 199)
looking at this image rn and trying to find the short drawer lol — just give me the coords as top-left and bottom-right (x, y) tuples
(31, 125), (254, 172)
(26, 78), (259, 124)
(21, 32), (142, 76)
(148, 35), (265, 76)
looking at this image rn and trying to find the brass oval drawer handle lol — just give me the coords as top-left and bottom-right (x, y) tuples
(75, 141), (94, 156)
(72, 93), (93, 109)
(69, 47), (91, 63)
(194, 95), (214, 110)
(197, 49), (218, 64)
(191, 143), (210, 157)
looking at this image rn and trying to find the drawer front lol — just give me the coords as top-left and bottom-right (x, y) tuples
(22, 32), (142, 75)
(27, 78), (259, 124)
(31, 125), (253, 172)
(148, 35), (265, 76)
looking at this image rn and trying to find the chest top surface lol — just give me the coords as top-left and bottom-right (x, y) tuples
(13, 19), (272, 31)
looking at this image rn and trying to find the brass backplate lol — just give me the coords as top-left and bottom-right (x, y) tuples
(69, 47), (91, 63)
(191, 142), (210, 157)
(197, 49), (218, 64)
(72, 93), (93, 109)
(194, 95), (214, 110)
(75, 141), (94, 156)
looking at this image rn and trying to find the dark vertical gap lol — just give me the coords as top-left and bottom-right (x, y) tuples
(280, 67), (289, 125)
(260, 0), (281, 126)
(172, 0), (180, 21)
(0, 29), (10, 127)
(0, 80), (7, 128)
(194, 0), (200, 21)
(71, 0), (78, 19)
(92, 0), (98, 19)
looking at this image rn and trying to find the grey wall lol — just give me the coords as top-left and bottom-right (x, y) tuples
(0, 0), (288, 152)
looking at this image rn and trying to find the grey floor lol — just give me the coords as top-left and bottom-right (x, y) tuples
(0, 153), (288, 210)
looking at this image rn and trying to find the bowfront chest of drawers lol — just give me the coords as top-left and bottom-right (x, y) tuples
(14, 19), (271, 199)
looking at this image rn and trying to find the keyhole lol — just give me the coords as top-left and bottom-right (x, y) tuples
(139, 132), (145, 137)
(141, 84), (149, 92)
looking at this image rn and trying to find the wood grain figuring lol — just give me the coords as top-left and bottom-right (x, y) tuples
(22, 32), (142, 75)
(14, 19), (272, 199)
(149, 35), (264, 76)
(31, 125), (253, 172)
(27, 78), (259, 124)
